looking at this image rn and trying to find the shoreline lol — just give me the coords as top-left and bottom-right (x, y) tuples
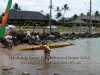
(4, 28), (100, 35)
(0, 29), (100, 75)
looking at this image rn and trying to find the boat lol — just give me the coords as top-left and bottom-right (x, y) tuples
(18, 42), (74, 51)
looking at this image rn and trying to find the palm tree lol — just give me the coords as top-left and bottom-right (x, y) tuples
(11, 3), (21, 10)
(94, 11), (99, 16)
(11, 3), (21, 28)
(62, 4), (69, 16)
(56, 12), (62, 19)
(55, 7), (60, 12)
(61, 4), (69, 26)
(80, 13), (84, 21)
(87, 12), (90, 27)
(94, 11), (100, 26)
(55, 7), (62, 20)
(87, 11), (90, 15)
(72, 14), (78, 27)
(72, 14), (78, 20)
(80, 13), (84, 27)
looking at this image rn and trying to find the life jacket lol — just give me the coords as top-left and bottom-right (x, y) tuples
(41, 45), (50, 51)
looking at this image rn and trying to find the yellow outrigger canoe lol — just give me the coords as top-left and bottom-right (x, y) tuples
(18, 43), (74, 51)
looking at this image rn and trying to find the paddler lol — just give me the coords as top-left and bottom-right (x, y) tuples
(41, 40), (51, 61)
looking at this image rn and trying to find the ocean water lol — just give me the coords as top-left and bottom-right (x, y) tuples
(1, 38), (100, 75)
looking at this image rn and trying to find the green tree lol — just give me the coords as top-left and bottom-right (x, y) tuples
(55, 7), (62, 20)
(61, 4), (69, 26)
(0, 12), (5, 16)
(44, 13), (50, 20)
(80, 13), (84, 27)
(94, 11), (99, 16)
(87, 12), (90, 16)
(80, 13), (84, 16)
(94, 11), (100, 26)
(11, 3), (21, 10)
(72, 14), (78, 20)
(55, 7), (61, 12)
(87, 12), (90, 26)
(56, 12), (62, 19)
(80, 13), (84, 21)
(13, 21), (18, 24)
(11, 3), (21, 28)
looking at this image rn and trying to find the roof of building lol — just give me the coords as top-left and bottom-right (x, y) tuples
(8, 10), (47, 20)
(70, 19), (86, 24)
(65, 15), (100, 24)
(78, 15), (100, 21)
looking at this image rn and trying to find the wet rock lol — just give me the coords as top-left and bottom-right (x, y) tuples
(54, 73), (59, 75)
(2, 67), (14, 71)
(36, 68), (42, 70)
(53, 40), (57, 42)
(36, 67), (42, 70)
(22, 72), (29, 75)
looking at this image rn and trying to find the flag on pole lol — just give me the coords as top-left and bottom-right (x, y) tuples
(0, 0), (12, 38)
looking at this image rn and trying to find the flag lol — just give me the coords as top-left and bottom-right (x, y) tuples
(0, 0), (12, 38)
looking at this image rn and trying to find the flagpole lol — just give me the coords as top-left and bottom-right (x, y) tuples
(89, 0), (92, 32)
(49, 0), (52, 32)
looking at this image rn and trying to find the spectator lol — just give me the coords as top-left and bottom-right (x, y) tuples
(43, 29), (46, 34)
(5, 33), (13, 49)
(26, 30), (31, 38)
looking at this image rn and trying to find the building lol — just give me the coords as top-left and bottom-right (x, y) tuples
(65, 15), (100, 27)
(8, 10), (49, 25)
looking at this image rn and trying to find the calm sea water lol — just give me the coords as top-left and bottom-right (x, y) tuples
(1, 38), (100, 75)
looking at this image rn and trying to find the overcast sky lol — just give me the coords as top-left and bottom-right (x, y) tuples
(0, 0), (100, 19)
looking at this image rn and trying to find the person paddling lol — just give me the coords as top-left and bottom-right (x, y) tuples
(41, 40), (51, 61)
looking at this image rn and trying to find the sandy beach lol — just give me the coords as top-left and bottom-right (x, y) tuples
(0, 43), (34, 75)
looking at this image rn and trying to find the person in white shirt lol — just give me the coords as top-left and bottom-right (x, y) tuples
(36, 34), (39, 40)
(26, 30), (31, 38)
(5, 33), (13, 49)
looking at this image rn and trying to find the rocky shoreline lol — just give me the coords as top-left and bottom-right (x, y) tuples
(1, 30), (100, 46)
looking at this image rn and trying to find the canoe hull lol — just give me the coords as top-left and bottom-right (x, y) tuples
(18, 43), (74, 51)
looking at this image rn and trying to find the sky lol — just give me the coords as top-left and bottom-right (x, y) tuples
(0, 0), (100, 19)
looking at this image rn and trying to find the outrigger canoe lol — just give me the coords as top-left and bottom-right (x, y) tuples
(18, 43), (74, 51)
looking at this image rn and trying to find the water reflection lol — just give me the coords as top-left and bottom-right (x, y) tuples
(42, 62), (51, 75)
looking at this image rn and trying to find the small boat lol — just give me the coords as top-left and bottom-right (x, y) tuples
(18, 42), (74, 51)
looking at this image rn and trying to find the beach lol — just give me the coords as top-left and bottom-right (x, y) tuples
(0, 30), (100, 75)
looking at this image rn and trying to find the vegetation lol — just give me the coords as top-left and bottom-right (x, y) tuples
(11, 3), (21, 11)
(0, 2), (100, 28)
